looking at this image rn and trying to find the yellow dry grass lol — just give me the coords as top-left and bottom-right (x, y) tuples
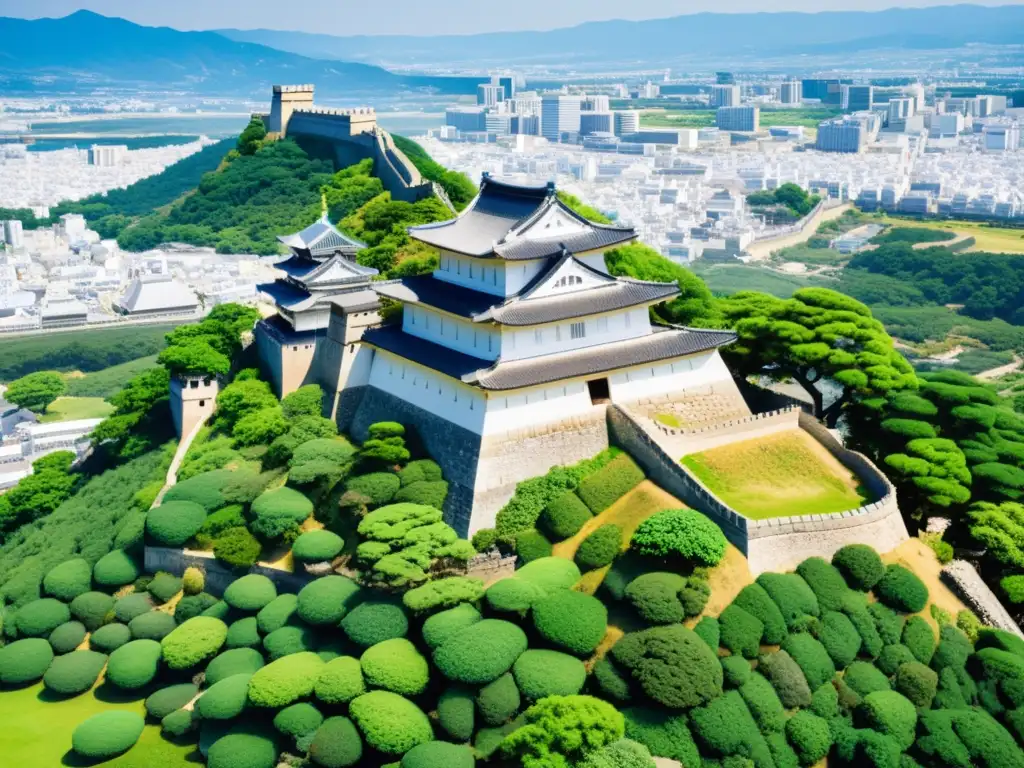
(875, 214), (1024, 255)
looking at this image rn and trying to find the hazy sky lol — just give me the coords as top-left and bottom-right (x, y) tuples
(4, 0), (1022, 36)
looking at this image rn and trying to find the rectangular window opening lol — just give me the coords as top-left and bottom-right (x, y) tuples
(587, 378), (611, 405)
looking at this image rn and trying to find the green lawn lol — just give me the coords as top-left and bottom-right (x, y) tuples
(41, 397), (115, 423)
(690, 263), (829, 298)
(0, 682), (195, 767)
(681, 430), (871, 519)
(64, 355), (161, 399)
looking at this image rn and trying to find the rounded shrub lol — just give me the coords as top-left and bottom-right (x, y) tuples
(148, 572), (184, 603)
(106, 639), (162, 689)
(49, 621), (87, 654)
(433, 619), (528, 684)
(895, 661), (938, 708)
(858, 690), (918, 750)
(164, 469), (232, 511)
(401, 741), (475, 768)
(360, 638), (429, 696)
(346, 472), (402, 506)
(932, 624), (973, 672)
(175, 592), (220, 624)
(393, 480), (449, 508)
(203, 601), (233, 621)
(16, 598), (71, 637)
(183, 566), (205, 596)
(93, 549), (141, 588)
(130, 611), (177, 641)
(758, 650), (812, 709)
(818, 611), (863, 670)
(796, 557), (851, 613)
(293, 530), (345, 563)
(515, 557), (581, 593)
(477, 673), (521, 728)
(576, 524), (623, 571)
(694, 616), (719, 651)
(147, 500), (207, 546)
(226, 617), (262, 649)
(251, 487), (314, 537)
(437, 686), (475, 741)
(718, 604), (765, 659)
(739, 671), (785, 733)
(213, 527), (263, 568)
(876, 564), (928, 614)
(513, 648), (587, 700)
(486, 578), (545, 614)
(256, 594), (299, 635)
(206, 647), (265, 686)
(732, 583), (788, 645)
(274, 702), (324, 740)
(532, 590), (607, 655)
(198, 673), (253, 720)
(42, 649), (106, 694)
(594, 656), (634, 702)
(868, 602), (906, 646)
(70, 591), (115, 632)
(316, 656), (365, 704)
(622, 706), (700, 766)
(263, 625), (318, 660)
(832, 544), (885, 591)
(309, 716), (363, 768)
(902, 615), (936, 664)
(162, 709), (196, 738)
(756, 572), (821, 629)
(224, 574), (278, 612)
(611, 624), (724, 709)
(423, 603), (481, 650)
(781, 633), (835, 691)
(115, 593), (155, 623)
(341, 599), (409, 647)
(624, 573), (687, 625)
(514, 529), (553, 563)
(248, 651), (325, 708)
(72, 711), (144, 759)
(90, 622), (131, 653)
(631, 508), (727, 567)
(145, 683), (200, 719)
(844, 660), (892, 696)
(206, 727), (279, 768)
(297, 575), (362, 626)
(0, 637), (54, 684)
(540, 492), (593, 540)
(876, 644), (917, 676)
(403, 576), (485, 615)
(349, 690), (433, 756)
(786, 711), (832, 766)
(721, 655), (752, 688)
(398, 459), (443, 486)
(114, 511), (147, 555)
(42, 558), (93, 601)
(161, 616), (228, 670)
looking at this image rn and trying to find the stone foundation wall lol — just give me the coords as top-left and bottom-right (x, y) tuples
(145, 546), (312, 596)
(942, 560), (1024, 638)
(646, 406), (801, 456)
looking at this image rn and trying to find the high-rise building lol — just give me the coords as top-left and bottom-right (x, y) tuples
(716, 72), (736, 85)
(517, 115), (541, 136)
(929, 112), (964, 138)
(887, 98), (915, 124)
(495, 75), (516, 100)
(582, 95), (611, 112)
(511, 94), (542, 116)
(541, 94), (582, 141)
(716, 106), (760, 132)
(816, 118), (867, 153)
(2, 220), (24, 249)
(983, 123), (1021, 151)
(779, 81), (802, 105)
(710, 85), (741, 107)
(802, 78), (849, 105)
(613, 110), (640, 137)
(841, 85), (874, 112)
(580, 112), (614, 136)
(477, 84), (505, 107)
(446, 108), (488, 133)
(88, 144), (127, 167)
(485, 113), (513, 136)
(639, 81), (660, 99)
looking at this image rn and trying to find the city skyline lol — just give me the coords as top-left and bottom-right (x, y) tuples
(4, 0), (1024, 37)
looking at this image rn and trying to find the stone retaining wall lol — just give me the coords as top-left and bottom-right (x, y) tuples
(144, 546), (312, 596)
(647, 406), (800, 456)
(608, 405), (908, 573)
(942, 560), (1024, 638)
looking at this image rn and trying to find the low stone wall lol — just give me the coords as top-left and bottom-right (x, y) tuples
(942, 560), (1024, 638)
(648, 406), (800, 456)
(465, 550), (517, 586)
(608, 405), (908, 573)
(144, 546), (312, 596)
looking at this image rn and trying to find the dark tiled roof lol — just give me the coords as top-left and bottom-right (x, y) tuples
(278, 214), (366, 257)
(480, 279), (679, 326)
(258, 280), (311, 312)
(360, 325), (491, 382)
(273, 255), (321, 278)
(361, 324), (737, 392)
(374, 275), (496, 319)
(332, 289), (381, 313)
(408, 175), (635, 260)
(468, 328), (738, 390)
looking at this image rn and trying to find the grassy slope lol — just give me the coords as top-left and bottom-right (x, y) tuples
(64, 355), (160, 399)
(681, 430), (870, 519)
(40, 397), (115, 423)
(874, 214), (1024, 255)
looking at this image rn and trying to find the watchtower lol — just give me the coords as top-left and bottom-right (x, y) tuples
(267, 84), (315, 136)
(170, 375), (219, 437)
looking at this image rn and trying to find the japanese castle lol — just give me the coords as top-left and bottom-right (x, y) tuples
(255, 214), (381, 398)
(345, 175), (738, 533)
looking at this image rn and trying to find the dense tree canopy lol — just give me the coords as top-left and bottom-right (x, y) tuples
(4, 371), (66, 414)
(604, 243), (719, 327)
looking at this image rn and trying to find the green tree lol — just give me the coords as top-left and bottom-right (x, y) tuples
(557, 191), (612, 224)
(604, 243), (719, 327)
(499, 695), (625, 768)
(237, 117), (267, 156)
(4, 371), (66, 413)
(281, 385), (324, 420)
(157, 343), (230, 377)
(720, 287), (916, 425)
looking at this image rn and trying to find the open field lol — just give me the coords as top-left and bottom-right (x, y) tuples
(690, 262), (829, 297)
(64, 355), (160, 399)
(873, 214), (1024, 255)
(41, 396), (115, 423)
(641, 107), (842, 129)
(0, 682), (194, 767)
(681, 429), (871, 519)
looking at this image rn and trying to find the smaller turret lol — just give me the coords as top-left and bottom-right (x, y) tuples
(170, 375), (219, 437)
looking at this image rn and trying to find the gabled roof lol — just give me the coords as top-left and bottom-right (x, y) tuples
(298, 253), (378, 287)
(278, 214), (367, 258)
(114, 274), (199, 314)
(374, 250), (679, 328)
(361, 324), (737, 392)
(408, 175), (635, 260)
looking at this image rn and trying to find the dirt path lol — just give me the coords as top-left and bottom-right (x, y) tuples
(976, 354), (1022, 381)
(912, 232), (973, 250)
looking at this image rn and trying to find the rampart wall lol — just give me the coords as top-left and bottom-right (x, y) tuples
(145, 546), (312, 596)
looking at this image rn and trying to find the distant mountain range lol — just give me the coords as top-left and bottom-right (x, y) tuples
(219, 4), (1024, 67)
(0, 11), (478, 95)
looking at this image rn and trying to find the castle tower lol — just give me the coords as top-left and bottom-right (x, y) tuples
(318, 299), (380, 426)
(170, 375), (219, 437)
(267, 85), (315, 136)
